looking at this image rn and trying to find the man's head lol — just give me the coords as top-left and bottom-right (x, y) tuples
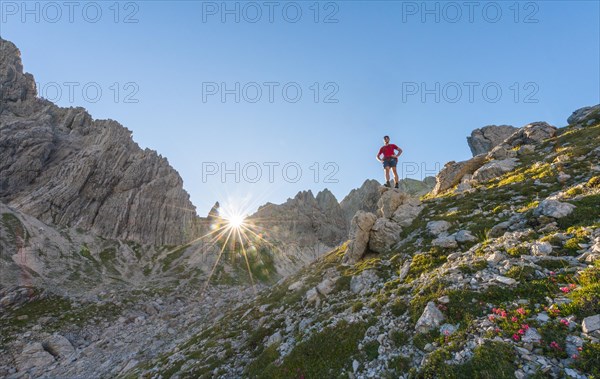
(383, 135), (390, 145)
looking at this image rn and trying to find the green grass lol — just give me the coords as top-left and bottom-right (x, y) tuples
(247, 320), (369, 378)
(557, 194), (600, 230)
(575, 343), (600, 378)
(419, 341), (516, 379)
(406, 248), (448, 282)
(364, 340), (380, 361)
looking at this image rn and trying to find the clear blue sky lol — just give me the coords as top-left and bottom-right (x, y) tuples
(3, 1), (599, 216)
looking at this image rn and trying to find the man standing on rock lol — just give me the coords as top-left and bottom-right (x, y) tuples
(376, 136), (402, 188)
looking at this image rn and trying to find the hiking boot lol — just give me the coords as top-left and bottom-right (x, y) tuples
(384, 181), (391, 188)
(394, 182), (399, 189)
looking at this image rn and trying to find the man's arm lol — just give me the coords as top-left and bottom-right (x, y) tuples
(376, 148), (383, 162)
(393, 147), (403, 158)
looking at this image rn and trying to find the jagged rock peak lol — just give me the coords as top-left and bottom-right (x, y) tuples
(0, 38), (37, 103)
(207, 201), (220, 218)
(0, 37), (198, 245)
(315, 188), (339, 210)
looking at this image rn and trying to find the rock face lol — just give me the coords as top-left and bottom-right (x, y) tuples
(0, 38), (197, 245)
(344, 211), (378, 264)
(467, 125), (518, 156)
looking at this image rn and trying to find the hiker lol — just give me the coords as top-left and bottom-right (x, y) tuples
(376, 135), (403, 188)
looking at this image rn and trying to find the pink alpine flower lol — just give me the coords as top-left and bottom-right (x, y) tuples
(512, 334), (520, 341)
(549, 341), (561, 350)
(516, 308), (526, 315)
(560, 319), (570, 327)
(511, 316), (519, 322)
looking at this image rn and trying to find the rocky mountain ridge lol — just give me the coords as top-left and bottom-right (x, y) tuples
(0, 38), (198, 246)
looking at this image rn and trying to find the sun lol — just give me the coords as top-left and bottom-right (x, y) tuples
(226, 213), (246, 230)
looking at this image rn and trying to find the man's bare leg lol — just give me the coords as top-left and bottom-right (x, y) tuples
(384, 167), (391, 185)
(391, 166), (399, 185)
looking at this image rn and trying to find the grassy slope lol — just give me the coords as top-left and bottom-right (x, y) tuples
(130, 119), (600, 379)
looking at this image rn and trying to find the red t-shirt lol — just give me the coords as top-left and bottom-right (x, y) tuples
(378, 144), (399, 158)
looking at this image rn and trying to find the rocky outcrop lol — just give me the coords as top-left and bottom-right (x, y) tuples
(568, 104), (600, 125)
(339, 178), (433, 226)
(498, 122), (557, 150)
(431, 155), (487, 195)
(467, 125), (518, 156)
(344, 211), (377, 264)
(0, 38), (197, 245)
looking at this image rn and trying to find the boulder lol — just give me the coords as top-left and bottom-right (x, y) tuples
(467, 125), (518, 156)
(426, 220), (451, 236)
(369, 218), (402, 254)
(431, 155), (487, 195)
(487, 144), (518, 160)
(377, 188), (409, 218)
(534, 199), (576, 219)
(316, 278), (336, 296)
(495, 275), (517, 285)
(266, 331), (283, 347)
(531, 241), (553, 256)
(415, 301), (446, 334)
(391, 197), (422, 227)
(455, 230), (477, 243)
(472, 158), (518, 182)
(432, 235), (458, 249)
(582, 314), (600, 333)
(343, 211), (378, 264)
(43, 334), (75, 358)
